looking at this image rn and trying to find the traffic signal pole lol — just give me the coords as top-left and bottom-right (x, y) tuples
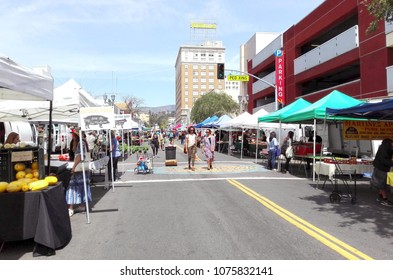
(226, 69), (278, 111)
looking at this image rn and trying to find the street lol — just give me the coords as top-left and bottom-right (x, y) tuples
(1, 141), (393, 260)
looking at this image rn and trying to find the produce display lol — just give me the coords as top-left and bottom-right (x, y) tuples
(0, 141), (28, 149)
(0, 161), (58, 193)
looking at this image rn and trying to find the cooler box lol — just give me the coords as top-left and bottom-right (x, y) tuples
(293, 143), (322, 155)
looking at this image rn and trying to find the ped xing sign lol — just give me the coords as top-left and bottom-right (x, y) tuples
(227, 75), (249, 82)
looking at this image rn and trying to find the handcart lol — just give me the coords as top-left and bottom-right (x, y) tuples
(134, 153), (154, 174)
(323, 156), (358, 204)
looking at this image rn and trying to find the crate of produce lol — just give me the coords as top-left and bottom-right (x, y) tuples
(0, 147), (44, 182)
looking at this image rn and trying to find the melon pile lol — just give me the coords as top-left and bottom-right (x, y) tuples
(0, 162), (58, 193)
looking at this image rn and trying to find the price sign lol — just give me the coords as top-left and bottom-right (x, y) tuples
(11, 150), (33, 162)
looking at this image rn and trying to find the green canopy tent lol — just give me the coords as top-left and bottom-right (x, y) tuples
(280, 90), (364, 181)
(258, 98), (311, 123)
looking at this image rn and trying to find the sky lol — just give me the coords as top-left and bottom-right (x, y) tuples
(0, 0), (324, 108)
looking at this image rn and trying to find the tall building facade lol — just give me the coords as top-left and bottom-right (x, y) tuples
(246, 0), (393, 113)
(175, 41), (225, 125)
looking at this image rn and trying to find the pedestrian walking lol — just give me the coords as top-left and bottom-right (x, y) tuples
(150, 132), (160, 157)
(201, 128), (215, 170)
(267, 131), (279, 170)
(108, 131), (121, 181)
(280, 131), (294, 173)
(66, 128), (92, 217)
(185, 126), (197, 171)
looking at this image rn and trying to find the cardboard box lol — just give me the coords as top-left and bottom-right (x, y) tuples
(165, 159), (177, 166)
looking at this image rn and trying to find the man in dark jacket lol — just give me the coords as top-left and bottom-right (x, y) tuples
(371, 138), (393, 207)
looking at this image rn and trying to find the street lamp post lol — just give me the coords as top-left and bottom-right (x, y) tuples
(103, 94), (116, 106)
(238, 94), (249, 113)
(238, 95), (243, 113)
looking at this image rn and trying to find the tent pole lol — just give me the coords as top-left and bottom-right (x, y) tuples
(47, 101), (53, 176)
(79, 129), (91, 224)
(228, 128), (232, 156)
(313, 119), (316, 182)
(241, 127), (244, 160)
(255, 125), (259, 163)
(109, 129), (115, 192)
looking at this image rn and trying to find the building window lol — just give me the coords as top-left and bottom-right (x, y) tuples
(192, 78), (198, 82)
(193, 84), (198, 89)
(193, 91), (198, 95)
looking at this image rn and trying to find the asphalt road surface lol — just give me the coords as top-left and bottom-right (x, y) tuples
(1, 141), (393, 261)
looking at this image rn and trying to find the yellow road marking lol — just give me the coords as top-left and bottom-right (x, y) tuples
(227, 179), (374, 260)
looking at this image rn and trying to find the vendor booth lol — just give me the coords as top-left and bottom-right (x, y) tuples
(0, 55), (71, 256)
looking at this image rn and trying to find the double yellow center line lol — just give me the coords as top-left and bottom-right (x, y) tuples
(227, 179), (373, 260)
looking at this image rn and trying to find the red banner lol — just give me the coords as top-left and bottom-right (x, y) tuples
(275, 50), (285, 106)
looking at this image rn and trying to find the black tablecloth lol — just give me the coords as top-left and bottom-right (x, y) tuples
(0, 184), (72, 253)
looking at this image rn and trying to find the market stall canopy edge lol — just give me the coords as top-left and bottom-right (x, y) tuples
(326, 98), (393, 120)
(258, 98), (311, 123)
(280, 90), (364, 123)
(0, 54), (53, 101)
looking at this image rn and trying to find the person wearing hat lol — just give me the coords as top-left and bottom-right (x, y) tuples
(65, 128), (92, 217)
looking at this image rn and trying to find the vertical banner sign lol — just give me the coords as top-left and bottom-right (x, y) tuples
(274, 50), (285, 106)
(79, 106), (115, 130)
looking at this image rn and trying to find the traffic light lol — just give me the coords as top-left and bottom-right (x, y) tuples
(217, 63), (225, 79)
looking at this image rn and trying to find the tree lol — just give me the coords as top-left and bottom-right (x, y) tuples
(148, 111), (171, 130)
(362, 0), (393, 32)
(190, 92), (239, 123)
(122, 96), (144, 118)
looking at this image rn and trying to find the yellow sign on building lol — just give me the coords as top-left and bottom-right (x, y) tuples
(190, 22), (217, 29)
(343, 120), (393, 140)
(227, 75), (249, 82)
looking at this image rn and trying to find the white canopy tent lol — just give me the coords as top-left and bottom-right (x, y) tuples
(0, 54), (53, 101)
(0, 54), (54, 174)
(0, 79), (99, 123)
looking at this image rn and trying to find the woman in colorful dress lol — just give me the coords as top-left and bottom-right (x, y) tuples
(66, 128), (92, 217)
(201, 129), (216, 170)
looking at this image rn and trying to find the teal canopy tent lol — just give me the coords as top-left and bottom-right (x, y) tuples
(258, 98), (311, 123)
(281, 90), (364, 123)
